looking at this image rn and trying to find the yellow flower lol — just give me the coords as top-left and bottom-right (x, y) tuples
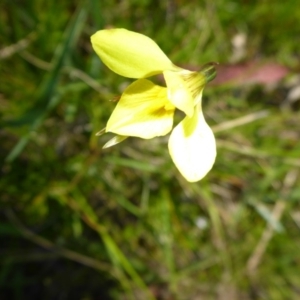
(91, 28), (217, 182)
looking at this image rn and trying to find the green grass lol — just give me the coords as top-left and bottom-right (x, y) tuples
(1, 0), (300, 299)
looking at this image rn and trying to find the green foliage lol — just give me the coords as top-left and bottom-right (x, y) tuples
(1, 0), (300, 299)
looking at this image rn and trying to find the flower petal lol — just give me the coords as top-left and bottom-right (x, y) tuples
(103, 135), (128, 149)
(91, 28), (178, 78)
(106, 79), (175, 139)
(163, 70), (194, 117)
(95, 127), (106, 136)
(168, 103), (216, 182)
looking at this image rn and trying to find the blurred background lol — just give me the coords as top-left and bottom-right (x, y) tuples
(1, 0), (300, 299)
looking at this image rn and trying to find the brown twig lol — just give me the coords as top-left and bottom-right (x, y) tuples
(5, 209), (117, 277)
(246, 169), (299, 277)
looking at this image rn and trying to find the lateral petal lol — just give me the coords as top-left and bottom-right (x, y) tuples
(106, 79), (175, 139)
(168, 103), (216, 182)
(91, 28), (178, 78)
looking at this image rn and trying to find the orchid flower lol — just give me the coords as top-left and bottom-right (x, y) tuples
(91, 28), (217, 182)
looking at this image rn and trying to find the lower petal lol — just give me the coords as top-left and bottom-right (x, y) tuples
(168, 104), (216, 182)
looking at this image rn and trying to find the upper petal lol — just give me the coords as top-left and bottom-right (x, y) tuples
(91, 28), (178, 78)
(106, 79), (175, 139)
(163, 70), (194, 117)
(163, 70), (208, 117)
(168, 102), (216, 182)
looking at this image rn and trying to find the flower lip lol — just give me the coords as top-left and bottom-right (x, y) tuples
(106, 79), (175, 139)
